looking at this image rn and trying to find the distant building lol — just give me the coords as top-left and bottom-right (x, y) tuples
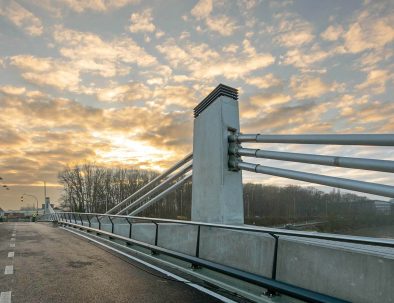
(0, 208), (4, 217)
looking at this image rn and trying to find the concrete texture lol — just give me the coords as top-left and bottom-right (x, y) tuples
(157, 224), (198, 256)
(0, 222), (224, 303)
(199, 227), (275, 278)
(191, 95), (244, 224)
(276, 236), (394, 303)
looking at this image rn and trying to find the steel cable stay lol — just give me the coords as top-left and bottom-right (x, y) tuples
(229, 133), (394, 198)
(106, 153), (192, 214)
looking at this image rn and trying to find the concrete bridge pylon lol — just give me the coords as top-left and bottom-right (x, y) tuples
(191, 84), (244, 225)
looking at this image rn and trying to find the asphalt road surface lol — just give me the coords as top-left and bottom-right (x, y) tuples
(0, 222), (225, 303)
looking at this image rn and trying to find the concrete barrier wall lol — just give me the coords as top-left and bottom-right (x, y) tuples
(65, 219), (393, 303)
(199, 226), (275, 277)
(276, 237), (394, 303)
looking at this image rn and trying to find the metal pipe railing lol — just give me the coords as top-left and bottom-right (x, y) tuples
(116, 164), (193, 215)
(128, 173), (193, 216)
(232, 147), (394, 173)
(52, 211), (394, 248)
(229, 134), (394, 146)
(59, 219), (348, 303)
(236, 161), (394, 198)
(106, 153), (192, 214)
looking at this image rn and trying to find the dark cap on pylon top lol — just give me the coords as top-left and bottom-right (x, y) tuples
(193, 84), (238, 118)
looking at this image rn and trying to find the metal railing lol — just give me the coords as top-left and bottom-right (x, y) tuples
(40, 212), (394, 303)
(39, 211), (394, 303)
(229, 133), (394, 198)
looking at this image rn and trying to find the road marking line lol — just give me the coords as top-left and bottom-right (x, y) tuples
(62, 227), (236, 303)
(4, 265), (13, 275)
(0, 291), (11, 303)
(11, 234), (15, 237)
(9, 244), (15, 248)
(7, 252), (14, 258)
(10, 238), (15, 242)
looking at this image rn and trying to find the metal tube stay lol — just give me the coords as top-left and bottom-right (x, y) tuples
(229, 133), (394, 146)
(233, 147), (394, 173)
(116, 165), (192, 215)
(229, 132), (394, 198)
(106, 153), (192, 214)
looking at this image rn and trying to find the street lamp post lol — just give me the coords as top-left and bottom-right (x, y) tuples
(21, 193), (39, 216)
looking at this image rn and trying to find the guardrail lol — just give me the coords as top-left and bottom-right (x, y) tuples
(39, 211), (394, 303)
(229, 133), (394, 198)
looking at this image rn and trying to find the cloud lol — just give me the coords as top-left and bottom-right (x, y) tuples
(191, 0), (212, 19)
(250, 92), (291, 107)
(356, 69), (390, 94)
(157, 39), (274, 80)
(96, 82), (152, 102)
(336, 94), (369, 117)
(274, 13), (314, 47)
(10, 27), (159, 91)
(10, 55), (80, 91)
(54, 27), (157, 69)
(246, 73), (283, 89)
(129, 9), (156, 33)
(242, 102), (331, 134)
(60, 0), (139, 12)
(222, 44), (239, 53)
(205, 15), (237, 36)
(282, 46), (331, 72)
(189, 0), (236, 36)
(0, 1), (43, 36)
(344, 12), (394, 53)
(0, 85), (26, 95)
(320, 25), (344, 41)
(152, 85), (197, 108)
(290, 75), (339, 99)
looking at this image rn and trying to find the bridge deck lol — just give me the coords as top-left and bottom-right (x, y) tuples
(0, 222), (224, 303)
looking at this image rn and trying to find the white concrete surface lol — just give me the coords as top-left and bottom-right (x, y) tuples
(191, 95), (244, 224)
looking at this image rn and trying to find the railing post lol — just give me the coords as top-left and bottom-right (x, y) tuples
(191, 225), (202, 269)
(86, 215), (91, 227)
(195, 225), (201, 258)
(108, 216), (114, 233)
(151, 221), (159, 255)
(265, 233), (280, 298)
(79, 214), (83, 226)
(96, 215), (101, 230)
(125, 218), (132, 240)
(191, 84), (244, 224)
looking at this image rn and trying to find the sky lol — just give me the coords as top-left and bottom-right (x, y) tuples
(0, 0), (393, 210)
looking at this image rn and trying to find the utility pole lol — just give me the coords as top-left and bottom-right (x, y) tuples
(44, 181), (47, 199)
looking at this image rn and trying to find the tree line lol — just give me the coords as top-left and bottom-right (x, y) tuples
(58, 164), (393, 230)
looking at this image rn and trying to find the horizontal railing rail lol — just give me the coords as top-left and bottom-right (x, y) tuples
(40, 212), (394, 248)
